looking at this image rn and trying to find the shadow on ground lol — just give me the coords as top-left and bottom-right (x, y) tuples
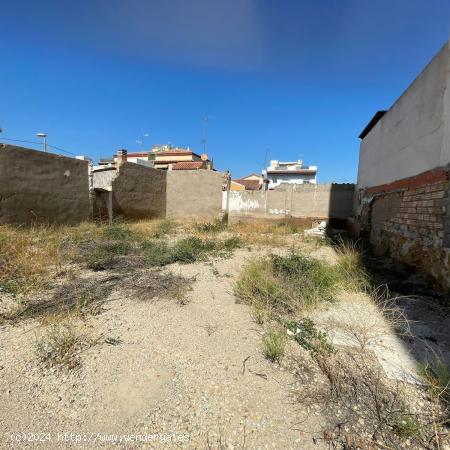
(333, 233), (450, 370)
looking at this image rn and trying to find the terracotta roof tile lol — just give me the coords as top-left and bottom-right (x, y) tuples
(172, 161), (205, 170)
(233, 179), (262, 190)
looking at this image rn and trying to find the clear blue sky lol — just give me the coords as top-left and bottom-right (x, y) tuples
(1, 1), (449, 181)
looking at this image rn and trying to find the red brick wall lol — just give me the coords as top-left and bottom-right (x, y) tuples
(359, 167), (450, 289)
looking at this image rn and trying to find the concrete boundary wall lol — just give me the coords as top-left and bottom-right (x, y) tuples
(111, 163), (166, 219)
(228, 184), (355, 225)
(166, 170), (225, 220)
(0, 145), (91, 225)
(93, 165), (225, 221)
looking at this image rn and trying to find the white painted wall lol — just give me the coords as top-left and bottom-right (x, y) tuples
(266, 172), (317, 189)
(357, 41), (450, 189)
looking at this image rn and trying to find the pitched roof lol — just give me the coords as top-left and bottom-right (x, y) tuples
(172, 161), (205, 170)
(233, 178), (262, 190)
(241, 173), (262, 180)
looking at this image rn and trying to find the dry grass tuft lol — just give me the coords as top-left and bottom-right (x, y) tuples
(262, 328), (286, 362)
(0, 225), (63, 297)
(227, 221), (302, 247)
(334, 238), (372, 293)
(35, 321), (86, 369)
(234, 252), (339, 317)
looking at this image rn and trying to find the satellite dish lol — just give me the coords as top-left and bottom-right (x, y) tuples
(201, 153), (208, 161)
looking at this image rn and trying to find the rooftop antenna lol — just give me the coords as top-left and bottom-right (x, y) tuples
(201, 115), (212, 153)
(263, 147), (270, 170)
(136, 133), (149, 149)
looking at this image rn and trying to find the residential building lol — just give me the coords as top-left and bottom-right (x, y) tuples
(354, 40), (450, 289)
(263, 160), (317, 189)
(229, 180), (246, 191)
(98, 144), (213, 171)
(230, 173), (263, 191)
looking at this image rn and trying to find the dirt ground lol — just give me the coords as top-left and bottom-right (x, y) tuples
(0, 246), (325, 449)
(1, 233), (449, 449)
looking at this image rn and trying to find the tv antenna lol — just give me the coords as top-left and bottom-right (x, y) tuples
(201, 115), (212, 153)
(263, 147), (270, 170)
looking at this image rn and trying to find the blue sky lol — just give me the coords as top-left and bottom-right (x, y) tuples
(1, 1), (449, 181)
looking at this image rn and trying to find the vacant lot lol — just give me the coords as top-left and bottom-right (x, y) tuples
(0, 219), (449, 449)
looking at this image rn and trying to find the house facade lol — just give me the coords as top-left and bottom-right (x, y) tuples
(230, 173), (263, 191)
(354, 40), (450, 289)
(263, 160), (317, 189)
(99, 145), (213, 171)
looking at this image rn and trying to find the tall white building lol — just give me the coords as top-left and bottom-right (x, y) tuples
(263, 160), (317, 189)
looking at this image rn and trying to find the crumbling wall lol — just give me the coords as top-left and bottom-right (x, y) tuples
(166, 170), (224, 220)
(93, 168), (117, 191)
(228, 184), (355, 226)
(359, 167), (450, 289)
(0, 145), (91, 225)
(111, 163), (166, 219)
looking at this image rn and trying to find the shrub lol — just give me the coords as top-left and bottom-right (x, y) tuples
(172, 237), (216, 263)
(235, 252), (339, 316)
(271, 253), (338, 306)
(84, 241), (130, 270)
(102, 223), (130, 241)
(286, 318), (335, 357)
(262, 329), (286, 362)
(141, 240), (176, 266)
(142, 236), (241, 267)
(234, 258), (283, 310)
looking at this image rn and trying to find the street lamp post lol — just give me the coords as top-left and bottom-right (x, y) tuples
(36, 133), (48, 152)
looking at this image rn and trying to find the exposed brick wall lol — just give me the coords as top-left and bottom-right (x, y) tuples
(359, 167), (450, 289)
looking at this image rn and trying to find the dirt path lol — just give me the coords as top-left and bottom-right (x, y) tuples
(0, 249), (321, 449)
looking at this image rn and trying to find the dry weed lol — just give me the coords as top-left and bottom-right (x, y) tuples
(296, 349), (435, 449)
(35, 320), (87, 369)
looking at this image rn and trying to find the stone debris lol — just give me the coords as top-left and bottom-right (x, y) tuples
(303, 220), (327, 237)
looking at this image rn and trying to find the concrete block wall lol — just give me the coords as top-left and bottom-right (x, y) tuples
(0, 145), (91, 225)
(166, 170), (225, 220)
(228, 184), (355, 226)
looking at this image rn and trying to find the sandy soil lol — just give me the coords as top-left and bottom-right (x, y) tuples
(0, 248), (323, 449)
(2, 239), (449, 449)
